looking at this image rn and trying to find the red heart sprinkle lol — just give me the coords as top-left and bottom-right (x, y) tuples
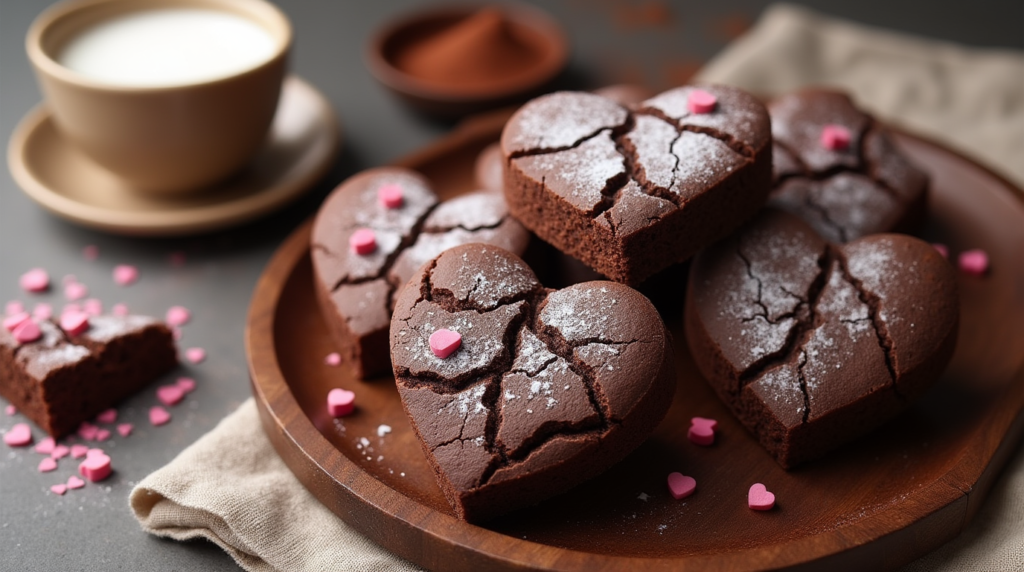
(687, 89), (717, 114)
(60, 310), (91, 336)
(95, 408), (117, 424)
(20, 268), (50, 292)
(429, 329), (462, 359)
(748, 483), (776, 510)
(13, 319), (42, 344)
(327, 388), (356, 417)
(157, 385), (185, 406)
(4, 423), (33, 447)
(38, 457), (58, 472)
(149, 406), (171, 426)
(79, 452), (112, 482)
(688, 416), (718, 446)
(958, 249), (989, 276)
(349, 229), (377, 255)
(378, 184), (404, 209)
(117, 423), (134, 437)
(820, 124), (851, 151)
(667, 472), (697, 499)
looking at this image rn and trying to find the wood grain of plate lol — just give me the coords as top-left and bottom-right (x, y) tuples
(246, 109), (1024, 572)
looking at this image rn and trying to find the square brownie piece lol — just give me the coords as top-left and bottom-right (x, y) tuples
(0, 314), (177, 438)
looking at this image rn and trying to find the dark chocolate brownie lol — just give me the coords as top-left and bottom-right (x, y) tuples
(768, 89), (929, 242)
(390, 244), (675, 522)
(501, 84), (772, 286)
(685, 209), (958, 468)
(312, 167), (529, 380)
(0, 314), (177, 438)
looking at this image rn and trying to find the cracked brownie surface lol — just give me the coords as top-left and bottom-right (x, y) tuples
(0, 314), (177, 438)
(390, 244), (675, 522)
(768, 89), (929, 243)
(501, 85), (772, 286)
(685, 210), (958, 468)
(311, 167), (529, 379)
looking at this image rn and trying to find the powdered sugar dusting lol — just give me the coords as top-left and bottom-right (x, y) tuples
(670, 132), (745, 200)
(423, 193), (506, 231)
(513, 132), (625, 213)
(540, 286), (621, 343)
(511, 329), (558, 376)
(504, 92), (627, 153)
(83, 315), (156, 343)
(643, 85), (770, 149)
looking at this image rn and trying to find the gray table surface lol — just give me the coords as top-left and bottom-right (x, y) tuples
(1, 1), (1021, 571)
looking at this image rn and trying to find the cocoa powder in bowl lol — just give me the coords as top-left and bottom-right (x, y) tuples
(368, 4), (567, 116)
(394, 9), (544, 92)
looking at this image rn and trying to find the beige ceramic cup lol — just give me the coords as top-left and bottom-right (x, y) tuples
(27, 0), (291, 195)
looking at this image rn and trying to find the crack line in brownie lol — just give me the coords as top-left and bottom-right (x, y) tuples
(795, 350), (811, 423)
(773, 122), (902, 201)
(801, 192), (849, 243)
(398, 272), (644, 488)
(736, 250), (805, 325)
(736, 247), (832, 389)
(834, 249), (902, 400)
(513, 108), (756, 232)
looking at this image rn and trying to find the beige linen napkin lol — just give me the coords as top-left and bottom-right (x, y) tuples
(132, 5), (1024, 571)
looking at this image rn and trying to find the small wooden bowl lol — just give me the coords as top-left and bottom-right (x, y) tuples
(366, 3), (568, 117)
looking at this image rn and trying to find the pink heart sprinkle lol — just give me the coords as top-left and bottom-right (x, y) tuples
(83, 245), (99, 260)
(117, 423), (133, 437)
(185, 347), (206, 364)
(667, 472), (697, 500)
(95, 428), (111, 441)
(35, 436), (56, 455)
(67, 476), (85, 489)
(113, 264), (139, 286)
(60, 310), (91, 336)
(820, 124), (851, 151)
(6, 300), (25, 315)
(78, 422), (99, 441)
(176, 377), (196, 393)
(51, 444), (70, 459)
(429, 329), (462, 359)
(324, 352), (341, 366)
(378, 183), (405, 209)
(149, 406), (171, 426)
(64, 282), (88, 301)
(79, 452), (112, 482)
(4, 404), (15, 416)
(687, 89), (717, 114)
(748, 483), (776, 511)
(33, 303), (53, 320)
(83, 299), (103, 316)
(20, 268), (50, 293)
(95, 408), (117, 424)
(958, 249), (989, 276)
(4, 423), (33, 447)
(50, 484), (68, 495)
(157, 385), (185, 406)
(13, 319), (42, 344)
(166, 305), (191, 326)
(932, 243), (949, 259)
(688, 416), (718, 446)
(349, 228), (377, 255)
(327, 388), (356, 417)
(70, 444), (90, 458)
(111, 303), (129, 316)
(86, 447), (105, 458)
(38, 457), (58, 472)
(3, 312), (30, 333)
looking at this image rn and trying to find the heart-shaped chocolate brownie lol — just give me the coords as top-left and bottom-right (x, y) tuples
(390, 244), (676, 522)
(311, 167), (529, 379)
(685, 209), (958, 468)
(501, 84), (772, 286)
(768, 89), (929, 242)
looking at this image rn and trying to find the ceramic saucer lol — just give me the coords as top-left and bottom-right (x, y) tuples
(7, 76), (340, 236)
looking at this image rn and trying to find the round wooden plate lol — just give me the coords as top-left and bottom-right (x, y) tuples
(246, 110), (1024, 572)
